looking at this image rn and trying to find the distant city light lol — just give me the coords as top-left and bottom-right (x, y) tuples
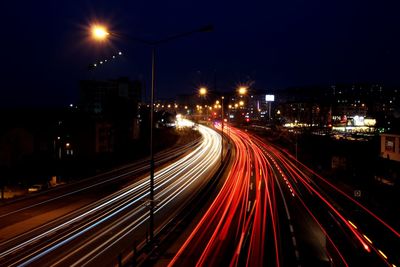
(364, 118), (376, 126)
(353, 115), (364, 126)
(176, 117), (194, 128)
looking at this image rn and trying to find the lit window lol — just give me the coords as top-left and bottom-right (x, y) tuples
(385, 137), (395, 152)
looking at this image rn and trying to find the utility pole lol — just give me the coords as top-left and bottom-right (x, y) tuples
(221, 96), (224, 164)
(149, 46), (155, 244)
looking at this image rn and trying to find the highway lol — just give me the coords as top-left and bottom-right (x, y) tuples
(0, 138), (200, 241)
(169, 126), (400, 267)
(0, 121), (222, 267)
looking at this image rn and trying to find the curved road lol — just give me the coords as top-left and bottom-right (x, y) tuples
(169, 126), (400, 267)
(0, 122), (222, 267)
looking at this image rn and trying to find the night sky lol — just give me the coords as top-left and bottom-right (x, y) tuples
(1, 0), (399, 107)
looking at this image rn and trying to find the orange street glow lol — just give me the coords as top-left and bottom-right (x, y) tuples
(91, 25), (109, 40)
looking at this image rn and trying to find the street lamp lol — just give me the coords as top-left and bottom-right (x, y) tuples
(196, 87), (224, 163)
(221, 96), (224, 164)
(199, 87), (207, 96)
(238, 86), (248, 95)
(237, 86), (248, 124)
(199, 87), (208, 121)
(91, 24), (109, 41)
(90, 23), (213, 245)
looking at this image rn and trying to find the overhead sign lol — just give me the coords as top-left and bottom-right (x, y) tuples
(265, 95), (275, 102)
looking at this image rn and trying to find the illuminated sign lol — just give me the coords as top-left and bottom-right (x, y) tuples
(353, 115), (364, 126)
(364, 118), (376, 126)
(265, 95), (275, 102)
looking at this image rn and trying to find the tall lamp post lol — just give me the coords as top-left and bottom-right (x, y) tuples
(221, 96), (224, 164)
(238, 86), (248, 124)
(90, 23), (212, 245)
(199, 87), (208, 121)
(198, 88), (225, 164)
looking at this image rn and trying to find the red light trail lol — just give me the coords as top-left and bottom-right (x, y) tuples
(170, 126), (400, 267)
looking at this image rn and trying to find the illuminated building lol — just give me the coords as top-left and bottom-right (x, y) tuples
(381, 133), (400, 162)
(275, 84), (399, 131)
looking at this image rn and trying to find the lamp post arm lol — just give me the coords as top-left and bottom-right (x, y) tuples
(152, 24), (213, 45)
(109, 32), (154, 45)
(114, 25), (213, 46)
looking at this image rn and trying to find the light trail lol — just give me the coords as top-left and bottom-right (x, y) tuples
(252, 132), (399, 266)
(0, 139), (199, 220)
(273, 140), (400, 239)
(171, 126), (399, 267)
(170, 126), (282, 267)
(0, 121), (222, 266)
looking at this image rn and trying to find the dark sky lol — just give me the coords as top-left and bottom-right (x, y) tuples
(1, 0), (399, 107)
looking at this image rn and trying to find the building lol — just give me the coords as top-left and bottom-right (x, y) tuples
(275, 84), (400, 132)
(79, 77), (142, 154)
(275, 86), (330, 127)
(245, 94), (272, 122)
(381, 133), (400, 162)
(80, 77), (141, 115)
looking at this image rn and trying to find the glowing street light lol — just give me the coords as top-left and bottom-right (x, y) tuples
(238, 86), (248, 95)
(91, 25), (109, 41)
(199, 87), (207, 96)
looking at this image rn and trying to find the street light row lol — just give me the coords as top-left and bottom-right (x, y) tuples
(89, 51), (123, 69)
(198, 86), (248, 97)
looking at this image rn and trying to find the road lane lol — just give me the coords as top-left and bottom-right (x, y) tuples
(170, 126), (399, 267)
(0, 121), (222, 267)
